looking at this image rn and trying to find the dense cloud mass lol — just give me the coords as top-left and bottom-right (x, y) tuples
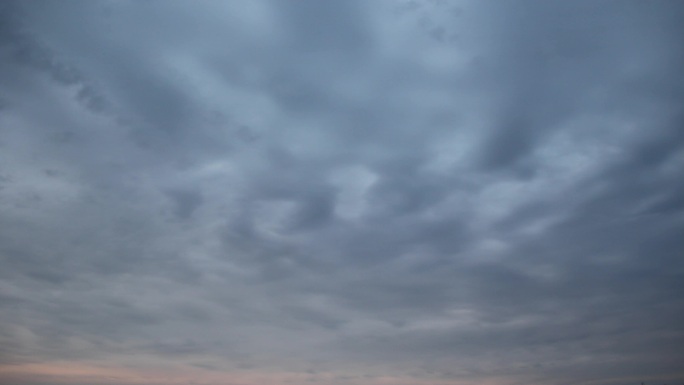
(1, 1), (683, 385)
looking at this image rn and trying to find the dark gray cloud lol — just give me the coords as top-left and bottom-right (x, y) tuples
(1, 1), (683, 385)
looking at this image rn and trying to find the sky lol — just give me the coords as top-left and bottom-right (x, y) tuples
(0, 1), (683, 385)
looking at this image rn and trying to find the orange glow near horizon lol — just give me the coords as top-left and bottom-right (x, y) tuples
(0, 362), (505, 385)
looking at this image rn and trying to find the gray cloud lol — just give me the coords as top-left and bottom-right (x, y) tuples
(0, 1), (683, 385)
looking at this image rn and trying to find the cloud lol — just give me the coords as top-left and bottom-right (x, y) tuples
(1, 1), (683, 385)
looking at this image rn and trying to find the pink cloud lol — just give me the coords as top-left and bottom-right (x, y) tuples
(0, 362), (506, 385)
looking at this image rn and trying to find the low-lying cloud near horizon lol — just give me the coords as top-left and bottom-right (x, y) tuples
(1, 1), (683, 385)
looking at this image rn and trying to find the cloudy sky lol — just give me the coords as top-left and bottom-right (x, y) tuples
(1, 1), (683, 385)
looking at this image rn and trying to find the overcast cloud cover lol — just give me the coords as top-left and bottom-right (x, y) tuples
(1, 1), (683, 385)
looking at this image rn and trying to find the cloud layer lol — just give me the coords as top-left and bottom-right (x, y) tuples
(1, 1), (683, 385)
